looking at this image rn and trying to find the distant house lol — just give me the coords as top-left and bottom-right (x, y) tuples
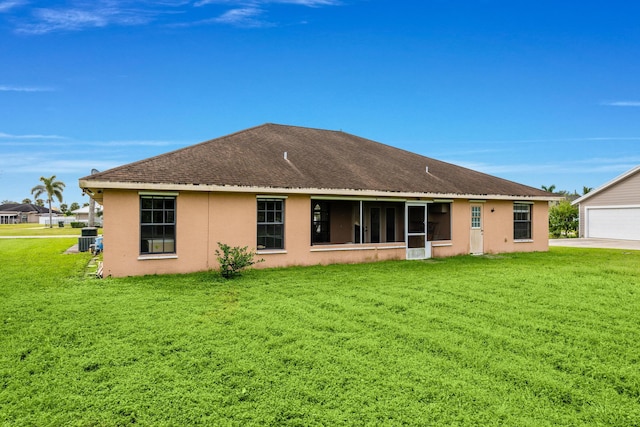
(0, 203), (60, 224)
(79, 124), (557, 278)
(572, 165), (640, 240)
(71, 205), (103, 225)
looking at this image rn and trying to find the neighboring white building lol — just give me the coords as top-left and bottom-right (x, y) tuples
(573, 165), (640, 241)
(71, 205), (103, 225)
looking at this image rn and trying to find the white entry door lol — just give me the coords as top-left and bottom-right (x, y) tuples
(406, 203), (431, 260)
(470, 204), (483, 255)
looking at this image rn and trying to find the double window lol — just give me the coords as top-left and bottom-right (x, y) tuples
(514, 203), (532, 240)
(140, 195), (176, 254)
(257, 199), (284, 250)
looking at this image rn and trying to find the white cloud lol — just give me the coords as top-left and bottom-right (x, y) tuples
(0, 0), (25, 13)
(194, 0), (341, 28)
(601, 101), (640, 107)
(0, 132), (65, 139)
(210, 6), (269, 27)
(0, 85), (55, 92)
(17, 4), (155, 34)
(8, 0), (341, 33)
(196, 0), (339, 5)
(448, 155), (640, 177)
(99, 139), (183, 147)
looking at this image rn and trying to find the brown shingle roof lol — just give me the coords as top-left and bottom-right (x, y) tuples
(81, 123), (551, 198)
(0, 203), (59, 214)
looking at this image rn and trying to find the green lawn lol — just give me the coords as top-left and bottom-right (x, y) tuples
(1, 240), (639, 426)
(0, 224), (102, 237)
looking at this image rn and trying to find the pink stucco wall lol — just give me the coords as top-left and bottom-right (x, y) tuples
(429, 200), (548, 258)
(100, 190), (548, 277)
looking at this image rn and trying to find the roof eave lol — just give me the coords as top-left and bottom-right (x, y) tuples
(572, 164), (640, 205)
(79, 179), (558, 202)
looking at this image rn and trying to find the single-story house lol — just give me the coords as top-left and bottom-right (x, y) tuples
(71, 205), (103, 226)
(79, 123), (557, 278)
(572, 165), (640, 240)
(0, 203), (60, 224)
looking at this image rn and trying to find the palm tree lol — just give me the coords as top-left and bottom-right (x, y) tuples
(31, 175), (65, 228)
(582, 186), (593, 195)
(541, 184), (556, 193)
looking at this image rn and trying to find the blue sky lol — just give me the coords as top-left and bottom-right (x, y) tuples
(1, 0), (639, 206)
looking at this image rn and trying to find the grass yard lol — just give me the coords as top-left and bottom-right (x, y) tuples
(1, 240), (639, 426)
(0, 224), (102, 237)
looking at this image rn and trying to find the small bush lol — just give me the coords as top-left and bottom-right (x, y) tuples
(70, 222), (88, 228)
(215, 242), (263, 279)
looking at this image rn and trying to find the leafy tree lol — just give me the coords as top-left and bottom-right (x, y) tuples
(541, 184), (556, 193)
(582, 186), (593, 195)
(31, 175), (65, 228)
(22, 198), (32, 204)
(549, 199), (579, 238)
(60, 203), (68, 214)
(69, 202), (80, 212)
(35, 199), (44, 207)
(1, 199), (16, 204)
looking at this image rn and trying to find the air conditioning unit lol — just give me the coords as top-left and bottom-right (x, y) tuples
(147, 239), (175, 253)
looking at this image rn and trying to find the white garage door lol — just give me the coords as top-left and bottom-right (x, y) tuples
(586, 207), (640, 240)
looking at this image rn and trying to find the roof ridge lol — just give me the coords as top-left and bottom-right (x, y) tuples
(263, 123), (339, 132)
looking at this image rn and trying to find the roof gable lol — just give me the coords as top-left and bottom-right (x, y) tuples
(81, 124), (552, 199)
(573, 165), (640, 205)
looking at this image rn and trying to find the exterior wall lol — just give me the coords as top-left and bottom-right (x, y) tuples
(578, 171), (640, 237)
(102, 190), (549, 277)
(102, 190), (210, 278)
(208, 193), (405, 269)
(483, 200), (549, 254)
(431, 200), (549, 258)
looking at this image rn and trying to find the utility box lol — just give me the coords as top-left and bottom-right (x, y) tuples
(78, 227), (98, 252)
(81, 227), (98, 237)
(78, 236), (95, 252)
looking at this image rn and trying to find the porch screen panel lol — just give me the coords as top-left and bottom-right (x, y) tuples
(428, 202), (452, 241)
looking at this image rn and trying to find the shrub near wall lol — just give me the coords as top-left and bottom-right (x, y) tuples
(70, 222), (87, 228)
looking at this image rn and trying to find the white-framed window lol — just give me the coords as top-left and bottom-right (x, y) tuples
(140, 195), (176, 254)
(257, 199), (284, 250)
(514, 203), (532, 240)
(471, 205), (482, 229)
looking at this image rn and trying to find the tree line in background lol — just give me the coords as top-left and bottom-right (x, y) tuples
(542, 185), (592, 238)
(0, 175), (94, 228)
(0, 197), (87, 213)
(1, 176), (89, 214)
